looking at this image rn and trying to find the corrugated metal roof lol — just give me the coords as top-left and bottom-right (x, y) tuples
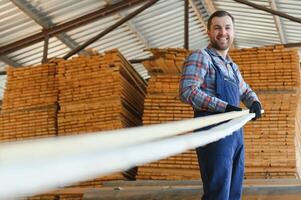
(0, 0), (301, 99)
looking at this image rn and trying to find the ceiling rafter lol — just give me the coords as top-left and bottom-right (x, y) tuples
(0, 0), (146, 56)
(11, 0), (87, 55)
(105, 0), (150, 49)
(0, 55), (20, 68)
(63, 0), (159, 59)
(234, 0), (301, 24)
(188, 0), (207, 30)
(203, 0), (216, 16)
(268, 0), (286, 44)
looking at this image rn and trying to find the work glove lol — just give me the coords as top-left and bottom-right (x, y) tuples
(249, 101), (262, 121)
(225, 104), (242, 112)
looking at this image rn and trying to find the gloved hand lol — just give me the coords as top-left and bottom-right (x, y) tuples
(249, 101), (261, 121)
(225, 104), (242, 112)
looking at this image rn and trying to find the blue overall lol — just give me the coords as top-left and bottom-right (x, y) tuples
(195, 50), (244, 200)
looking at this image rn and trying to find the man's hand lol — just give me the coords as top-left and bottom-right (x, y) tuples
(225, 104), (242, 112)
(249, 101), (262, 121)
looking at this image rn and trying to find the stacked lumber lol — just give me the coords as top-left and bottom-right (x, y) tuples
(137, 150), (199, 180)
(56, 49), (146, 186)
(0, 63), (58, 142)
(2, 64), (58, 111)
(139, 46), (300, 180)
(59, 194), (83, 200)
(230, 45), (300, 91)
(63, 174), (125, 189)
(142, 75), (193, 124)
(230, 45), (301, 179)
(138, 48), (195, 180)
(296, 93), (301, 176)
(26, 195), (57, 200)
(244, 93), (298, 178)
(0, 105), (57, 142)
(142, 48), (190, 75)
(57, 49), (146, 135)
(0, 49), (146, 199)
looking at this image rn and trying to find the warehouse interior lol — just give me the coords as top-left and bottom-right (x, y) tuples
(0, 0), (301, 199)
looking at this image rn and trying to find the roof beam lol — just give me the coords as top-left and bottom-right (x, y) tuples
(184, 0), (189, 49)
(63, 0), (160, 59)
(11, 0), (86, 55)
(101, 0), (151, 49)
(188, 0), (207, 29)
(268, 0), (286, 44)
(283, 42), (301, 48)
(0, 56), (20, 68)
(122, 13), (151, 48)
(203, 0), (216, 15)
(0, 0), (146, 56)
(234, 0), (301, 24)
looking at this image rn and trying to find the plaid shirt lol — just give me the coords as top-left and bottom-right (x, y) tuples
(179, 46), (259, 113)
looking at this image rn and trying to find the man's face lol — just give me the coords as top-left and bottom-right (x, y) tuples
(207, 16), (235, 51)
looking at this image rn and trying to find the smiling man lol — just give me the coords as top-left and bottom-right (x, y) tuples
(179, 10), (262, 200)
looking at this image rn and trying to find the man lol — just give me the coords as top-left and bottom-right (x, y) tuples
(179, 10), (262, 200)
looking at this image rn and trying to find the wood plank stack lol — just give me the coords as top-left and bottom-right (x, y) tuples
(137, 49), (195, 180)
(0, 105), (57, 142)
(230, 45), (301, 179)
(142, 48), (190, 75)
(138, 46), (301, 180)
(230, 45), (300, 91)
(26, 194), (84, 200)
(0, 49), (146, 199)
(243, 93), (298, 178)
(59, 194), (83, 200)
(56, 49), (146, 187)
(26, 195), (57, 200)
(296, 93), (301, 176)
(0, 64), (58, 142)
(0, 64), (59, 199)
(2, 64), (58, 111)
(57, 49), (146, 135)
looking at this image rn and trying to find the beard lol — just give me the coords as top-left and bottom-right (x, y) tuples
(210, 38), (231, 51)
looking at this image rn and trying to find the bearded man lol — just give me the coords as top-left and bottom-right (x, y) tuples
(179, 10), (262, 200)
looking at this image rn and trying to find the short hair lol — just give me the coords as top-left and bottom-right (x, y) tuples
(207, 10), (235, 30)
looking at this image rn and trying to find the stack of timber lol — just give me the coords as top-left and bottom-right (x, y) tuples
(0, 64), (58, 142)
(296, 92), (301, 176)
(26, 194), (83, 200)
(56, 49), (146, 187)
(243, 93), (298, 178)
(137, 48), (195, 180)
(230, 45), (301, 178)
(230, 45), (300, 91)
(2, 64), (58, 111)
(26, 195), (57, 200)
(142, 48), (190, 75)
(139, 45), (301, 180)
(0, 105), (57, 142)
(0, 49), (146, 199)
(57, 49), (146, 135)
(59, 194), (83, 200)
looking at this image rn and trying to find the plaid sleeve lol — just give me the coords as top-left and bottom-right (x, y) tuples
(234, 64), (260, 108)
(179, 50), (227, 113)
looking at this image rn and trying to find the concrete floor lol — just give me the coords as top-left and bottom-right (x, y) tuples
(83, 179), (301, 200)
